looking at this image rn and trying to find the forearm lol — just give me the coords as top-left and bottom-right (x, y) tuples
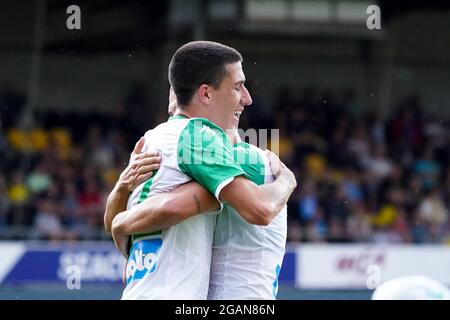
(221, 172), (296, 226)
(104, 184), (130, 233)
(112, 181), (219, 236)
(112, 196), (179, 236)
(110, 194), (171, 260)
(112, 233), (130, 259)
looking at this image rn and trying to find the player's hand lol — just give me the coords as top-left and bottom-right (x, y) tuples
(265, 150), (297, 189)
(117, 137), (161, 192)
(265, 150), (287, 177)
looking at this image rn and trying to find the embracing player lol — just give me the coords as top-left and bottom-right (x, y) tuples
(104, 41), (296, 299)
(109, 95), (288, 299)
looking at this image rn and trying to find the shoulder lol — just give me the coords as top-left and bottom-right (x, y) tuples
(143, 129), (153, 138)
(184, 118), (225, 136)
(238, 142), (268, 161)
(179, 118), (230, 148)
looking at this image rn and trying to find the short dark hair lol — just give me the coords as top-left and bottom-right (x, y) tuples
(168, 41), (242, 107)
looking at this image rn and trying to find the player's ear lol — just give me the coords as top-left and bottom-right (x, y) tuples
(168, 86), (177, 115)
(197, 84), (212, 105)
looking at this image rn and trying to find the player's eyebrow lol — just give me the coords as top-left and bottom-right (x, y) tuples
(234, 79), (246, 86)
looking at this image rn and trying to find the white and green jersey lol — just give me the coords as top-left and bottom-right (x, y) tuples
(208, 141), (287, 300)
(122, 115), (247, 300)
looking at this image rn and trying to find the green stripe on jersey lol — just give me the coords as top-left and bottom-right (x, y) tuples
(132, 170), (162, 243)
(169, 114), (188, 121)
(177, 118), (248, 198)
(233, 141), (265, 186)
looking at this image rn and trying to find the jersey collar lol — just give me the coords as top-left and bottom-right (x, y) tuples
(168, 114), (189, 121)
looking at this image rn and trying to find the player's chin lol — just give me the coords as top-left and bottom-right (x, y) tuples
(229, 115), (239, 128)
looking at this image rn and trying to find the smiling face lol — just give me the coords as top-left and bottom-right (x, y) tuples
(226, 105), (241, 144)
(208, 62), (253, 131)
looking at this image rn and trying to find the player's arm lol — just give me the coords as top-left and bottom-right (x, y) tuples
(104, 137), (161, 233)
(178, 119), (296, 227)
(111, 176), (219, 260)
(111, 148), (294, 247)
(111, 181), (219, 236)
(220, 151), (296, 226)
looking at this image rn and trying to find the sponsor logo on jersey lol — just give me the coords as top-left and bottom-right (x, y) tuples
(273, 264), (281, 298)
(126, 238), (162, 284)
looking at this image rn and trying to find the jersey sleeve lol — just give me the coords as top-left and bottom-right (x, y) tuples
(233, 142), (266, 186)
(177, 118), (248, 208)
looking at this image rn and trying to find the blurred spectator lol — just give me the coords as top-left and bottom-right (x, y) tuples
(86, 126), (115, 169)
(0, 174), (10, 227)
(78, 176), (104, 227)
(26, 160), (52, 194)
(362, 144), (394, 183)
(0, 84), (448, 244)
(413, 147), (441, 189)
(304, 207), (327, 242)
(346, 202), (373, 242)
(327, 216), (347, 242)
(298, 180), (320, 222)
(327, 122), (351, 168)
(341, 167), (364, 204)
(7, 171), (29, 225)
(347, 123), (370, 164)
(388, 99), (424, 165)
(423, 112), (447, 150)
(411, 211), (430, 243)
(417, 188), (448, 231)
(391, 208), (412, 243)
(0, 83), (27, 129)
(34, 197), (68, 241)
(367, 111), (387, 147)
(60, 181), (85, 235)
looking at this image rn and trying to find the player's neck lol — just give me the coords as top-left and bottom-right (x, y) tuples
(227, 131), (241, 145)
(173, 106), (194, 119)
(174, 104), (228, 131)
(174, 105), (212, 122)
(174, 103), (208, 118)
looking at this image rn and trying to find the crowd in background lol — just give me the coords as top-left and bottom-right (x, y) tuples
(0, 82), (449, 243)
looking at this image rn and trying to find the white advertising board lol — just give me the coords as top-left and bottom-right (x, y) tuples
(297, 244), (450, 289)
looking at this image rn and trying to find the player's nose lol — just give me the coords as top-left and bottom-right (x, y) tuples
(241, 85), (253, 107)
